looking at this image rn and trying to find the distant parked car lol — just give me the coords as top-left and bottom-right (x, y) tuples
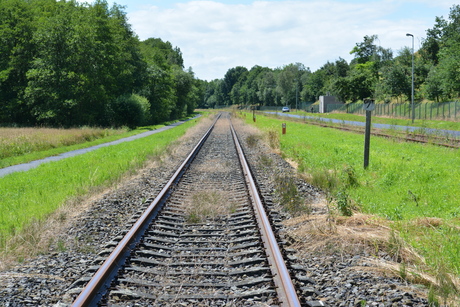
(282, 106), (290, 112)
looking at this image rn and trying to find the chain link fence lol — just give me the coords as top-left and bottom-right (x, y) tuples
(215, 102), (459, 121)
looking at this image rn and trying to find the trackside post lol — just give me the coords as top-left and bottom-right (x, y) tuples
(363, 99), (375, 169)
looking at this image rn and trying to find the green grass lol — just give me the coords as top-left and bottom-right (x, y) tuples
(0, 125), (171, 169)
(0, 117), (201, 247)
(245, 112), (460, 279)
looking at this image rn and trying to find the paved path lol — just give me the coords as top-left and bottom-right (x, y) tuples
(0, 118), (197, 178)
(269, 112), (460, 138)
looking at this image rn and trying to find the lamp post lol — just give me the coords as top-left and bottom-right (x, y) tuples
(406, 33), (415, 123)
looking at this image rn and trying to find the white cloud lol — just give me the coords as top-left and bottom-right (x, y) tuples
(127, 0), (450, 80)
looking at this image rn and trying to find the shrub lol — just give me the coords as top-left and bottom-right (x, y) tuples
(267, 129), (279, 149)
(108, 94), (150, 128)
(336, 189), (353, 216)
(274, 174), (309, 216)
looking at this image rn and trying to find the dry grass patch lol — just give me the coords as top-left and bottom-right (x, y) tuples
(185, 190), (238, 223)
(284, 207), (460, 305)
(284, 213), (396, 257)
(0, 127), (125, 159)
(412, 217), (444, 228)
(285, 158), (299, 169)
(195, 158), (233, 174)
(285, 210), (428, 266)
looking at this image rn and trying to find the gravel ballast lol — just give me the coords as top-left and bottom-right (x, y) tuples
(0, 113), (429, 306)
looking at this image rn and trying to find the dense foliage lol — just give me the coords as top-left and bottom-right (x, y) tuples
(0, 0), (202, 127)
(199, 5), (460, 109)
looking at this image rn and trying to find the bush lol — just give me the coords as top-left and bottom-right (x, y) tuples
(108, 94), (150, 128)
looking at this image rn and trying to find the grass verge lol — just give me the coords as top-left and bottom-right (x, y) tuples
(0, 116), (202, 251)
(0, 117), (198, 169)
(243, 111), (460, 304)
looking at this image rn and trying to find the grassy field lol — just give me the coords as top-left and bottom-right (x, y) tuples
(244, 111), (460, 303)
(0, 116), (201, 251)
(0, 127), (127, 159)
(0, 125), (173, 169)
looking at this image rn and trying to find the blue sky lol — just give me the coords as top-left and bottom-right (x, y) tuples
(79, 0), (454, 80)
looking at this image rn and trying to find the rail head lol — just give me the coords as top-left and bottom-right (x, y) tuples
(71, 114), (220, 307)
(230, 122), (302, 307)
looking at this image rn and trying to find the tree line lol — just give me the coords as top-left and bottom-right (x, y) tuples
(0, 0), (204, 128)
(199, 5), (460, 109)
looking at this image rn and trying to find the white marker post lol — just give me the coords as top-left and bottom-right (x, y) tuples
(363, 99), (375, 169)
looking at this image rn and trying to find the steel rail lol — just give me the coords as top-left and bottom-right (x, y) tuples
(230, 122), (302, 307)
(71, 114), (220, 307)
(305, 121), (459, 148)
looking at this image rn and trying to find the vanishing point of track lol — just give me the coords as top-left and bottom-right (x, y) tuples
(70, 113), (323, 306)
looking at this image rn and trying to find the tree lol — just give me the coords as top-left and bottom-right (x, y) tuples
(171, 67), (194, 119)
(256, 70), (277, 106)
(0, 0), (198, 128)
(222, 66), (248, 105)
(277, 63), (306, 106)
(350, 35), (380, 65)
(346, 62), (377, 101)
(422, 66), (443, 102)
(420, 17), (446, 66)
(203, 79), (224, 108)
(379, 62), (410, 102)
(419, 5), (460, 100)
(302, 69), (325, 102)
(139, 37), (198, 123)
(14, 0), (147, 126)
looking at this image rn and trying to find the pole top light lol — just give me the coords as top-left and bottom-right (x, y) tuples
(406, 33), (413, 37)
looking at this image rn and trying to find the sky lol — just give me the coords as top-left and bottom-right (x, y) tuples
(78, 0), (454, 81)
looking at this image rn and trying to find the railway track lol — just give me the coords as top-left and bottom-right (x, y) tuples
(271, 113), (459, 148)
(68, 113), (324, 306)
